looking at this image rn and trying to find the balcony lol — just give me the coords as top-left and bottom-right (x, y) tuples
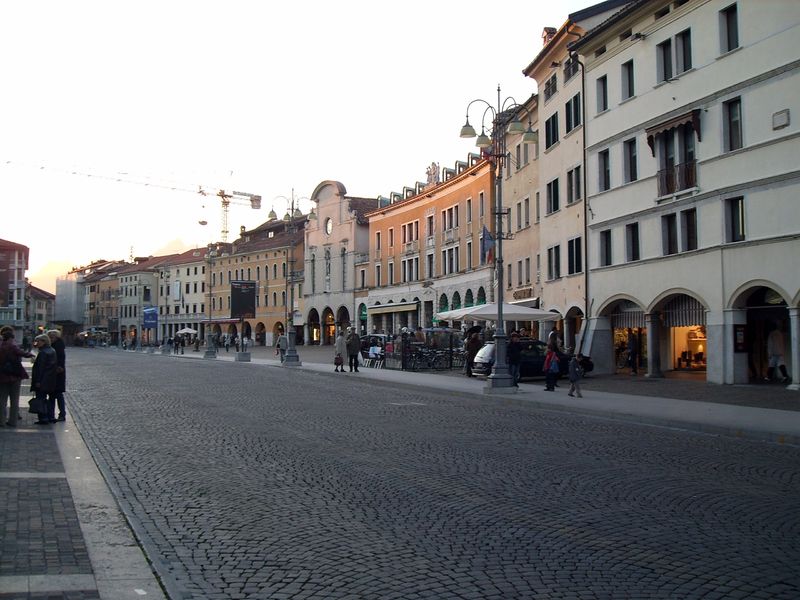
(403, 240), (419, 254)
(657, 160), (696, 197)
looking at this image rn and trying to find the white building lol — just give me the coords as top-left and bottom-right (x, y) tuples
(574, 0), (800, 387)
(304, 181), (376, 344)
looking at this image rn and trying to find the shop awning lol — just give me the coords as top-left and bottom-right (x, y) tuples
(367, 301), (419, 315)
(646, 109), (701, 156)
(662, 296), (706, 327)
(200, 318), (242, 324)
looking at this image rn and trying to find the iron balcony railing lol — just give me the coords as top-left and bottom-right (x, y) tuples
(657, 160), (696, 196)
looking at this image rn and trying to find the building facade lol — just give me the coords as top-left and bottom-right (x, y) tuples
(574, 0), (800, 386)
(0, 239), (29, 338)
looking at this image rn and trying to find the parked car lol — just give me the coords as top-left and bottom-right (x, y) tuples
(471, 339), (591, 380)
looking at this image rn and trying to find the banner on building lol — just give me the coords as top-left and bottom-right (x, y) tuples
(142, 306), (158, 329)
(231, 280), (256, 319)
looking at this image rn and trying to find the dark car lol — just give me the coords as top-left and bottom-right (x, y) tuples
(471, 339), (581, 380)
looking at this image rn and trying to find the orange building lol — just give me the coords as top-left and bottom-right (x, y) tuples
(363, 155), (494, 333)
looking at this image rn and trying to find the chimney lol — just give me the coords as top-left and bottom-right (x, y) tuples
(542, 27), (557, 47)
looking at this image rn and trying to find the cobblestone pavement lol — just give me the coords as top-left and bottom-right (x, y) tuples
(68, 350), (800, 600)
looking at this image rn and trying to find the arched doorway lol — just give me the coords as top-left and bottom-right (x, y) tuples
(477, 287), (487, 305)
(438, 293), (449, 312)
(321, 307), (336, 345)
(731, 285), (792, 384)
(652, 293), (708, 376)
(337, 306), (351, 332)
(465, 289), (474, 307)
(307, 308), (320, 345)
(602, 298), (646, 375)
(255, 322), (266, 346)
(358, 303), (367, 336)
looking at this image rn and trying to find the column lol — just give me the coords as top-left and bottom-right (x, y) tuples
(645, 312), (663, 378)
(788, 307), (799, 391)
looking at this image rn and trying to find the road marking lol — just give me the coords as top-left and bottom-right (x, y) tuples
(388, 402), (427, 406)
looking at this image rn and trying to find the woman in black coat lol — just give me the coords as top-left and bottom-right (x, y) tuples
(31, 334), (58, 425)
(47, 330), (67, 421)
(0, 325), (34, 427)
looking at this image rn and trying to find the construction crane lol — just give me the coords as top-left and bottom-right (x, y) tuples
(198, 187), (261, 242)
(1, 159), (263, 243)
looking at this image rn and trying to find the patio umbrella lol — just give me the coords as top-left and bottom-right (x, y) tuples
(438, 302), (560, 322)
(175, 327), (198, 335)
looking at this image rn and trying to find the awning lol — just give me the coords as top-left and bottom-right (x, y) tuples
(200, 318), (242, 324)
(646, 109), (701, 156)
(662, 296), (706, 327)
(509, 297), (540, 309)
(367, 301), (419, 315)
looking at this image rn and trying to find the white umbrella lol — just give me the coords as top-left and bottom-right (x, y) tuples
(436, 303), (560, 322)
(175, 327), (198, 335)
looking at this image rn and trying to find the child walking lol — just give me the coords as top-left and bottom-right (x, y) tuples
(568, 353), (585, 398)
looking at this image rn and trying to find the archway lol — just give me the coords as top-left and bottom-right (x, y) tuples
(307, 308), (321, 345)
(731, 285), (792, 384)
(438, 293), (449, 312)
(597, 298), (647, 375)
(477, 287), (486, 305)
(321, 307), (336, 345)
(255, 322), (266, 346)
(651, 292), (708, 377)
(357, 303), (367, 336)
(337, 306), (351, 332)
(452, 291), (462, 310)
(465, 289), (474, 307)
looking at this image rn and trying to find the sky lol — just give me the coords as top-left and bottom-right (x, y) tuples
(1, 0), (591, 293)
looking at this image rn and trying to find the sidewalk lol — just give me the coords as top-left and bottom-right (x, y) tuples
(2, 346), (797, 599)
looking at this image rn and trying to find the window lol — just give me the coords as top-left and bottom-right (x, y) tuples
(375, 231), (382, 251)
(544, 73), (557, 101)
(596, 76), (608, 112)
(621, 60), (635, 100)
(724, 97), (742, 151)
(516, 202), (522, 231)
(545, 113), (559, 149)
(516, 260), (523, 288)
(623, 138), (638, 183)
(426, 253), (434, 278)
(535, 192), (541, 223)
(725, 197), (745, 242)
(388, 262), (394, 285)
(600, 229), (612, 266)
(626, 223), (641, 262)
(546, 178), (560, 214)
(426, 215), (434, 237)
(507, 263), (513, 288)
(467, 241), (472, 270)
(360, 269), (366, 289)
(676, 29), (692, 73)
(657, 39), (673, 81)
(598, 149), (610, 192)
(375, 264), (382, 286)
(523, 197), (530, 226)
(681, 208), (698, 251)
(547, 245), (561, 280)
(564, 55), (579, 81)
(567, 237), (583, 275)
(466, 198), (472, 223)
(388, 228), (394, 247)
(565, 93), (581, 133)
(567, 166), (582, 204)
(479, 192), (485, 218)
(662, 213), (678, 255)
(720, 3), (739, 53)
(525, 257), (531, 283)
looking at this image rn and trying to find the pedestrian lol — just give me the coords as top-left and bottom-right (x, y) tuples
(46, 329), (67, 422)
(345, 327), (361, 372)
(334, 330), (347, 372)
(30, 333), (58, 425)
(0, 326), (34, 427)
(276, 334), (287, 362)
(224, 336), (230, 353)
(507, 332), (522, 386)
(627, 328), (639, 375)
(765, 320), (790, 383)
(547, 325), (562, 351)
(464, 332), (482, 377)
(543, 347), (559, 391)
(568, 353), (585, 398)
(234, 335), (240, 353)
(414, 326), (426, 343)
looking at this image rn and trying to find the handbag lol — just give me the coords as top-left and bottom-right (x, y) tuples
(28, 395), (45, 414)
(334, 354), (343, 366)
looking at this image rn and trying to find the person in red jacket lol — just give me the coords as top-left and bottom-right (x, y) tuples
(0, 326), (34, 427)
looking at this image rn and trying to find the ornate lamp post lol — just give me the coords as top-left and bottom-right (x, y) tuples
(460, 85), (534, 391)
(204, 244), (218, 359)
(274, 190), (308, 367)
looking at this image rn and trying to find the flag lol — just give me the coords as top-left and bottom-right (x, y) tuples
(480, 225), (495, 265)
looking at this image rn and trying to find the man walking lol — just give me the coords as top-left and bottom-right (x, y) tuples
(345, 327), (361, 372)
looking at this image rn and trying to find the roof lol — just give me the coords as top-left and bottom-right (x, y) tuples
(570, 0), (649, 52)
(28, 284), (55, 300)
(522, 0), (632, 77)
(115, 254), (179, 274)
(348, 197), (381, 225)
(0, 238), (30, 254)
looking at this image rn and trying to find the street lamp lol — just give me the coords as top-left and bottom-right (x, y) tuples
(274, 190), (308, 367)
(460, 85), (524, 391)
(204, 244), (218, 359)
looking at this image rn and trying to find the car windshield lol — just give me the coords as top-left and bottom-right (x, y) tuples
(475, 343), (494, 361)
